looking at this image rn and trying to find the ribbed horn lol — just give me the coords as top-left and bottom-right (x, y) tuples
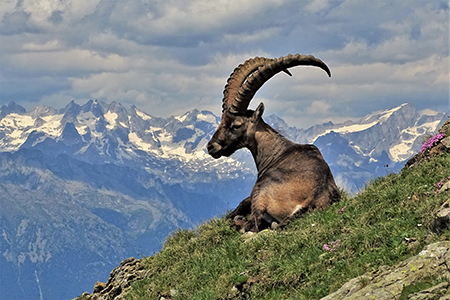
(221, 57), (273, 113)
(229, 54), (331, 114)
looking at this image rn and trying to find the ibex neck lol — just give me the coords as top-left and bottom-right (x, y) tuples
(248, 123), (293, 175)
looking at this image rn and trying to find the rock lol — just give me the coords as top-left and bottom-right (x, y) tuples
(93, 281), (106, 293)
(442, 136), (450, 150)
(320, 241), (450, 300)
(432, 200), (450, 233)
(170, 289), (177, 296)
(441, 182), (450, 193)
(407, 282), (449, 299)
(441, 119), (450, 134)
(73, 257), (148, 300)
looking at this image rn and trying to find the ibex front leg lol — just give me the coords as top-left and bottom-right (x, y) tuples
(226, 196), (252, 220)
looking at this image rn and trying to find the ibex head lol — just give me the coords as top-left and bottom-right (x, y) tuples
(207, 54), (331, 159)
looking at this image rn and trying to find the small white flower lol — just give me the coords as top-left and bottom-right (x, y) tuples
(405, 237), (410, 241)
(311, 224), (315, 226)
(417, 224), (422, 227)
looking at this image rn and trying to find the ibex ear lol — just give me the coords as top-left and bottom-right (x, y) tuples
(251, 102), (264, 122)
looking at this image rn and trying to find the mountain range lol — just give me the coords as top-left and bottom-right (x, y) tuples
(0, 100), (446, 299)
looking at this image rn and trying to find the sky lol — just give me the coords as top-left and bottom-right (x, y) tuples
(0, 0), (449, 128)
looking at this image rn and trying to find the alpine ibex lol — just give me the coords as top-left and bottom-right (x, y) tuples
(207, 54), (340, 232)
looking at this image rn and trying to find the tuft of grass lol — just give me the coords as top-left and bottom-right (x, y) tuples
(398, 276), (449, 300)
(128, 153), (450, 300)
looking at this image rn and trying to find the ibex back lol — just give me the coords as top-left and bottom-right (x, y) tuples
(207, 54), (340, 232)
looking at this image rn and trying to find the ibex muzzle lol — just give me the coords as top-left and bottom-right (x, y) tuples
(208, 54), (340, 232)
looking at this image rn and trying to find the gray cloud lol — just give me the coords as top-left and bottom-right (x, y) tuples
(0, 0), (448, 128)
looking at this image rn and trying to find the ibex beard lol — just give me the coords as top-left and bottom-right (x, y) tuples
(207, 54), (340, 233)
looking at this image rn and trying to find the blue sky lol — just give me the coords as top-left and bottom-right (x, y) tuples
(0, 0), (448, 128)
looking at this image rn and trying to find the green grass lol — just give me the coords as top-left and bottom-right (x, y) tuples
(128, 153), (450, 300)
(398, 277), (448, 300)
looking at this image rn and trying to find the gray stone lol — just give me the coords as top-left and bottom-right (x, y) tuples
(433, 200), (450, 233)
(441, 136), (450, 149)
(320, 242), (450, 300)
(440, 181), (450, 193)
(73, 257), (148, 300)
(408, 282), (449, 299)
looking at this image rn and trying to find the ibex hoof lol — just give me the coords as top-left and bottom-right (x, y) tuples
(233, 215), (245, 221)
(271, 222), (279, 230)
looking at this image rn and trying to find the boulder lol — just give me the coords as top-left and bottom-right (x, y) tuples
(320, 241), (450, 300)
(432, 200), (450, 233)
(408, 282), (449, 300)
(72, 257), (148, 300)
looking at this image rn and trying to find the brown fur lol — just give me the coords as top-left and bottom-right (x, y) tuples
(207, 54), (339, 232)
(208, 108), (340, 232)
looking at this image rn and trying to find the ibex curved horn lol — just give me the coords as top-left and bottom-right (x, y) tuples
(221, 56), (271, 113)
(222, 54), (331, 114)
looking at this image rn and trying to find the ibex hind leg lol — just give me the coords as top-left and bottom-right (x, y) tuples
(226, 196), (252, 220)
(275, 204), (308, 231)
(244, 209), (273, 233)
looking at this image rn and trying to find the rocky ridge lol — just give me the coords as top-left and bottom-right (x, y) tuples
(319, 241), (450, 300)
(75, 257), (147, 300)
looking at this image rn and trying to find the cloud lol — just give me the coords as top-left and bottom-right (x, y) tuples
(0, 0), (448, 129)
(9, 49), (130, 74)
(1, 10), (38, 35)
(305, 0), (332, 13)
(306, 100), (330, 114)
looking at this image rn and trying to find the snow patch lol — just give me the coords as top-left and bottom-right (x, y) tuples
(388, 119), (442, 162)
(135, 109), (152, 120)
(104, 111), (118, 129)
(175, 113), (188, 123)
(377, 104), (406, 123)
(314, 121), (378, 141)
(419, 109), (439, 116)
(197, 112), (216, 123)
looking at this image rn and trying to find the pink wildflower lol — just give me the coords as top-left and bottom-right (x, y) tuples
(420, 132), (445, 153)
(337, 206), (346, 214)
(323, 239), (341, 251)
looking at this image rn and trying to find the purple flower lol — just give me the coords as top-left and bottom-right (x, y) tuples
(323, 239), (341, 251)
(420, 132), (446, 153)
(337, 206), (346, 214)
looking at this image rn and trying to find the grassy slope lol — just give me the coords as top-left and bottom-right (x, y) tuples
(128, 153), (450, 300)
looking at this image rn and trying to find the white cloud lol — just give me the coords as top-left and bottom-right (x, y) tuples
(305, 0), (331, 13)
(9, 49), (129, 73)
(307, 100), (330, 114)
(137, 0), (286, 34)
(222, 28), (281, 45)
(0, 0), (448, 129)
(22, 39), (62, 51)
